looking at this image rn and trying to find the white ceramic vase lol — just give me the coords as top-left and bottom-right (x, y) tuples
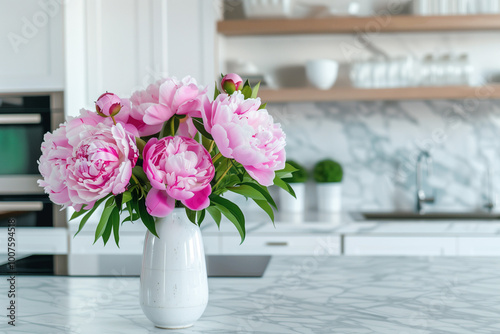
(317, 183), (342, 212)
(279, 183), (306, 213)
(140, 208), (208, 329)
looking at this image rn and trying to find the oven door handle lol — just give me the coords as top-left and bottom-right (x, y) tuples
(0, 201), (44, 212)
(0, 114), (42, 125)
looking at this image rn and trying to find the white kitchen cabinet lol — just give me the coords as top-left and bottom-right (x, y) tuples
(457, 237), (500, 256)
(64, 0), (216, 115)
(0, 0), (64, 93)
(220, 234), (341, 256)
(344, 236), (458, 256)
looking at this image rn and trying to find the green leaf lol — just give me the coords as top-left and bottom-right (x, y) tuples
(210, 195), (245, 243)
(185, 207), (196, 224)
(241, 85), (252, 99)
(123, 201), (135, 225)
(132, 166), (148, 185)
(228, 183), (277, 209)
(70, 206), (88, 221)
(214, 82), (221, 99)
(74, 196), (109, 236)
(243, 79), (250, 88)
(275, 162), (299, 178)
(94, 202), (115, 243)
(197, 209), (206, 226)
(101, 211), (114, 245)
(138, 199), (158, 238)
(273, 176), (296, 199)
(192, 117), (213, 140)
(258, 103), (267, 110)
(122, 190), (133, 204)
(206, 206), (221, 228)
(251, 82), (260, 99)
(111, 206), (120, 247)
(253, 199), (275, 224)
(115, 194), (123, 211)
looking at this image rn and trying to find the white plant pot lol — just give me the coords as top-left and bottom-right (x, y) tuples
(279, 183), (306, 213)
(140, 208), (208, 329)
(316, 183), (342, 212)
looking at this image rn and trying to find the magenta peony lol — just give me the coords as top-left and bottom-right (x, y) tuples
(143, 136), (214, 217)
(201, 91), (286, 186)
(143, 76), (206, 126)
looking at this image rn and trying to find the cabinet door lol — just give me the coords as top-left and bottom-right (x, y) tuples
(0, 0), (63, 92)
(344, 236), (457, 256)
(457, 237), (500, 256)
(221, 235), (341, 256)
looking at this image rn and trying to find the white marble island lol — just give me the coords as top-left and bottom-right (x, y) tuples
(4, 256), (500, 334)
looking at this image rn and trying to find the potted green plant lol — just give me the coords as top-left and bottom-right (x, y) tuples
(313, 159), (343, 212)
(280, 160), (307, 213)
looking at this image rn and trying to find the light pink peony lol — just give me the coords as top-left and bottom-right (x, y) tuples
(77, 108), (139, 138)
(95, 92), (123, 117)
(221, 73), (243, 94)
(143, 76), (207, 126)
(37, 125), (76, 210)
(201, 91), (286, 186)
(129, 79), (166, 136)
(143, 136), (214, 217)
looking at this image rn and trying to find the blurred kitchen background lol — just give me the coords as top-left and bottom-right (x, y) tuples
(2, 0), (500, 276)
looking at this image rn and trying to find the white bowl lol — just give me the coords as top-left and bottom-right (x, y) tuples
(306, 59), (339, 90)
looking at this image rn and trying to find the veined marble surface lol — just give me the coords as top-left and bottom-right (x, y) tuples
(267, 99), (500, 213)
(2, 256), (500, 334)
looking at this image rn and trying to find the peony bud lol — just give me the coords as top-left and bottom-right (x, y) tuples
(221, 73), (243, 95)
(95, 92), (123, 117)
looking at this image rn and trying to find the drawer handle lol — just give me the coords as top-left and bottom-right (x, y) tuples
(266, 242), (288, 246)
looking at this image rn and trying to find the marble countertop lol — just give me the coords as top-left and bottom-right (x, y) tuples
(4, 256), (500, 334)
(200, 211), (500, 237)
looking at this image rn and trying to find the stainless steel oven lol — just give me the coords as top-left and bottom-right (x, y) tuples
(0, 94), (67, 275)
(0, 95), (64, 196)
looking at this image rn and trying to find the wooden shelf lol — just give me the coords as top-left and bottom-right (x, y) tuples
(257, 85), (500, 102)
(218, 15), (500, 36)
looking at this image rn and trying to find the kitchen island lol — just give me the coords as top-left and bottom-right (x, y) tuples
(3, 256), (500, 333)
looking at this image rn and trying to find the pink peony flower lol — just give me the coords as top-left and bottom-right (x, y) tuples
(129, 79), (166, 136)
(201, 91), (286, 186)
(221, 73), (243, 94)
(143, 76), (207, 126)
(77, 108), (139, 138)
(95, 92), (123, 117)
(37, 125), (76, 210)
(143, 136), (214, 217)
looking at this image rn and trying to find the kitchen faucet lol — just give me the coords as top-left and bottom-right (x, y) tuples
(416, 151), (435, 214)
(484, 161), (495, 212)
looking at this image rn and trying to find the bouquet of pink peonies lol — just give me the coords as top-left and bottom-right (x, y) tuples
(38, 74), (295, 245)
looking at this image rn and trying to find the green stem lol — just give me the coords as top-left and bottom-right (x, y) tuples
(213, 163), (233, 191)
(170, 117), (175, 136)
(212, 152), (222, 164)
(208, 140), (215, 154)
(111, 116), (117, 125)
(131, 174), (140, 185)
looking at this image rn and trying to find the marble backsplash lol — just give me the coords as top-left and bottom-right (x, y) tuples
(267, 98), (500, 212)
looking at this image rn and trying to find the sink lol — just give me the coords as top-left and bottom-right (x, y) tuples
(351, 211), (500, 221)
